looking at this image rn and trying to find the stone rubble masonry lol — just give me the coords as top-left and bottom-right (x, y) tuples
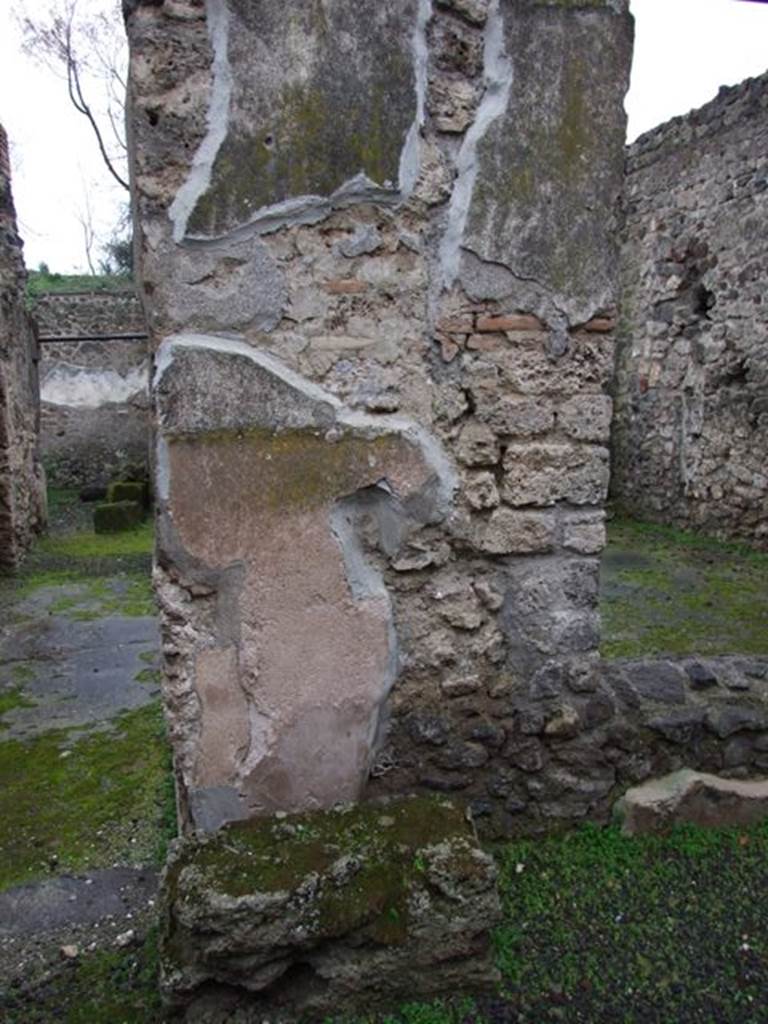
(0, 123), (46, 570)
(159, 796), (502, 1020)
(125, 0), (632, 835)
(613, 70), (768, 548)
(32, 289), (150, 487)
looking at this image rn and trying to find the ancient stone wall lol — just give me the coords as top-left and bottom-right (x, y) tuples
(0, 124), (46, 570)
(127, 0), (633, 835)
(613, 71), (768, 547)
(32, 290), (150, 487)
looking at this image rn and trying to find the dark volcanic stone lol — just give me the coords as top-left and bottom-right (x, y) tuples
(685, 661), (719, 690)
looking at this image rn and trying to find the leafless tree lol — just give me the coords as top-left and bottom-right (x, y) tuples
(16, 0), (129, 192)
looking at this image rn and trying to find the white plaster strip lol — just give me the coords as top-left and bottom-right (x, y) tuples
(169, 0), (233, 243)
(153, 333), (458, 513)
(439, 0), (514, 287)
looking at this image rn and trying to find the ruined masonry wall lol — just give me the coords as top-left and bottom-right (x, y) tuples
(128, 0), (635, 834)
(613, 71), (768, 547)
(0, 124), (45, 570)
(33, 290), (150, 487)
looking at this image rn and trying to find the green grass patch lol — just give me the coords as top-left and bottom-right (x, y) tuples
(491, 821), (768, 1022)
(0, 702), (174, 892)
(134, 667), (161, 686)
(601, 516), (768, 658)
(1, 928), (164, 1024)
(0, 685), (37, 722)
(26, 270), (133, 301)
(37, 522), (154, 560)
(44, 576), (155, 620)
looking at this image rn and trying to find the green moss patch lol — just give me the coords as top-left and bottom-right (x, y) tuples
(601, 517), (768, 658)
(1, 929), (164, 1024)
(0, 702), (175, 892)
(94, 501), (144, 534)
(0, 685), (37, 725)
(106, 481), (148, 506)
(168, 798), (467, 949)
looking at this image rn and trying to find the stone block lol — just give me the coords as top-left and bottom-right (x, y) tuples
(106, 480), (148, 506)
(474, 393), (555, 437)
(622, 660), (687, 706)
(456, 421), (500, 466)
(615, 769), (768, 835)
(562, 511), (607, 554)
(502, 443), (610, 507)
(558, 394), (613, 443)
(93, 500), (144, 534)
(159, 797), (502, 1021)
(472, 508), (556, 554)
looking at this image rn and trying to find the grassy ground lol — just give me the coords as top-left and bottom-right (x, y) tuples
(14, 818), (768, 1023)
(0, 493), (171, 891)
(600, 516), (768, 659)
(26, 270), (133, 301)
(4, 507), (768, 1021)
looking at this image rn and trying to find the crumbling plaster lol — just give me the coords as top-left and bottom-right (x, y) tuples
(126, 0), (636, 832)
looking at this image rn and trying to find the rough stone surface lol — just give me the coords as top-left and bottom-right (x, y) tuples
(0, 124), (46, 570)
(613, 71), (768, 548)
(159, 797), (501, 1021)
(125, 0), (633, 835)
(33, 289), (150, 487)
(615, 769), (768, 835)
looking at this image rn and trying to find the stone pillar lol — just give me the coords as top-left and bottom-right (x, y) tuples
(126, 0), (633, 832)
(0, 124), (46, 571)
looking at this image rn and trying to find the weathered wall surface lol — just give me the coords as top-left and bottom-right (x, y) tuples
(613, 72), (768, 547)
(127, 0), (634, 833)
(33, 290), (150, 487)
(0, 125), (46, 570)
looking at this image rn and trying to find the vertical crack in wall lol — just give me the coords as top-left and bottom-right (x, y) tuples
(439, 0), (513, 288)
(169, 0), (233, 243)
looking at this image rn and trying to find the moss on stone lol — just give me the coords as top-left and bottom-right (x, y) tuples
(0, 701), (174, 892)
(168, 427), (407, 514)
(0, 685), (37, 727)
(94, 501), (144, 534)
(167, 798), (468, 948)
(106, 481), (148, 506)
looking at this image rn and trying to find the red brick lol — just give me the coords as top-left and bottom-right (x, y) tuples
(582, 317), (616, 333)
(476, 314), (543, 332)
(324, 278), (368, 294)
(436, 315), (475, 334)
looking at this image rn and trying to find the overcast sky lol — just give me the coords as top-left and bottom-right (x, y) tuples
(1, 0), (767, 274)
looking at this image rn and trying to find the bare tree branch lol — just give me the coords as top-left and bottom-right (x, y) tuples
(16, 0), (130, 191)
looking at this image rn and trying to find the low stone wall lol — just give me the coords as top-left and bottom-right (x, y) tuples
(368, 654), (768, 837)
(32, 289), (145, 339)
(0, 124), (45, 570)
(613, 72), (768, 548)
(33, 291), (149, 487)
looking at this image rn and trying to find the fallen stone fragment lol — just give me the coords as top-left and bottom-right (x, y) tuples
(615, 769), (768, 835)
(60, 945), (79, 960)
(159, 797), (501, 1022)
